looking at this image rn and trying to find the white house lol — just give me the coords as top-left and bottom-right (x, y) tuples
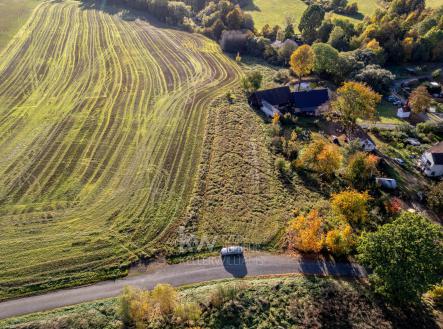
(420, 142), (443, 177)
(397, 107), (411, 118)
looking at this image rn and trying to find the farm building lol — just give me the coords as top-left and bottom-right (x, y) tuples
(419, 141), (443, 177)
(248, 87), (330, 117)
(292, 89), (330, 116)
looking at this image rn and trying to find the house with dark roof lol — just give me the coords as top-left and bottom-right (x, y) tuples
(420, 141), (443, 177)
(292, 89), (329, 115)
(248, 87), (330, 117)
(248, 86), (292, 108)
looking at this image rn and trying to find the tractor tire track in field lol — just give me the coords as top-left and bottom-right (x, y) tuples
(0, 0), (240, 300)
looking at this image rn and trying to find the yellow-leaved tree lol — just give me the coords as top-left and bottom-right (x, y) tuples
(298, 137), (342, 176)
(290, 45), (315, 91)
(151, 283), (178, 316)
(409, 85), (432, 114)
(331, 190), (371, 223)
(325, 224), (355, 256)
(286, 209), (324, 253)
(332, 81), (381, 133)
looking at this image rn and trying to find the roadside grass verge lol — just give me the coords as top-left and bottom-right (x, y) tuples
(1, 276), (440, 328)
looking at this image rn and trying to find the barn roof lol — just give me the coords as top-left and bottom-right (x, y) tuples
(429, 142), (443, 165)
(251, 86), (292, 106)
(293, 89), (329, 109)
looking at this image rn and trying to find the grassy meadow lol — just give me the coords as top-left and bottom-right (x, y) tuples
(245, 0), (441, 30)
(0, 0), (241, 299)
(0, 0), (40, 51)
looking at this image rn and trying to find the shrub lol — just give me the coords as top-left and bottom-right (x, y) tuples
(325, 224), (355, 256)
(428, 182), (443, 213)
(331, 190), (371, 224)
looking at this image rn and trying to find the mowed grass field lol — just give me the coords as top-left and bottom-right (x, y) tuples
(0, 0), (40, 51)
(245, 0), (441, 30)
(0, 0), (241, 299)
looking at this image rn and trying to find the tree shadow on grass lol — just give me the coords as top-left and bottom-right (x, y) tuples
(77, 0), (171, 29)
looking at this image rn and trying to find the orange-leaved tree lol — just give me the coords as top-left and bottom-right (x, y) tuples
(298, 137), (342, 176)
(290, 45), (315, 91)
(286, 209), (324, 253)
(409, 85), (432, 114)
(331, 189), (371, 224)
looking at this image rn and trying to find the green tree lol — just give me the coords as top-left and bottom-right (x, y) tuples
(241, 70), (263, 94)
(298, 4), (325, 43)
(226, 7), (243, 30)
(358, 212), (443, 303)
(312, 43), (340, 76)
(332, 81), (381, 133)
(428, 181), (443, 213)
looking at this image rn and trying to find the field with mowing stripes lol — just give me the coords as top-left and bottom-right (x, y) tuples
(0, 0), (241, 299)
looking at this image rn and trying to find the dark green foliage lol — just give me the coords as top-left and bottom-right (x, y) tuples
(299, 4), (325, 43)
(354, 65), (395, 95)
(358, 212), (443, 304)
(427, 182), (443, 214)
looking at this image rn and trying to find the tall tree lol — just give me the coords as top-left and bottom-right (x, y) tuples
(358, 212), (443, 303)
(331, 81), (381, 133)
(408, 85), (432, 113)
(290, 45), (315, 91)
(298, 4), (325, 43)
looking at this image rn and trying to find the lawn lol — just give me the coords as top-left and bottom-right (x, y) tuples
(245, 0), (440, 30)
(0, 0), (241, 300)
(0, 0), (40, 51)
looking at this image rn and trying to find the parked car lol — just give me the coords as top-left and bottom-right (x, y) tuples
(406, 138), (421, 146)
(393, 158), (405, 166)
(221, 246), (244, 257)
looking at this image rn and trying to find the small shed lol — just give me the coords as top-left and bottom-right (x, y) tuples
(397, 107), (411, 118)
(376, 178), (398, 189)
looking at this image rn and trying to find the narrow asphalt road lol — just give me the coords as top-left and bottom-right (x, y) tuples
(0, 253), (367, 319)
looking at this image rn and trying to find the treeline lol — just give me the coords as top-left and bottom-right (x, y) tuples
(301, 0), (359, 16)
(109, 0), (442, 71)
(109, 0), (254, 37)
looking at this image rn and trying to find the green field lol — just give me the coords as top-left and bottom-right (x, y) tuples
(245, 0), (441, 30)
(0, 0), (40, 51)
(0, 0), (241, 299)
